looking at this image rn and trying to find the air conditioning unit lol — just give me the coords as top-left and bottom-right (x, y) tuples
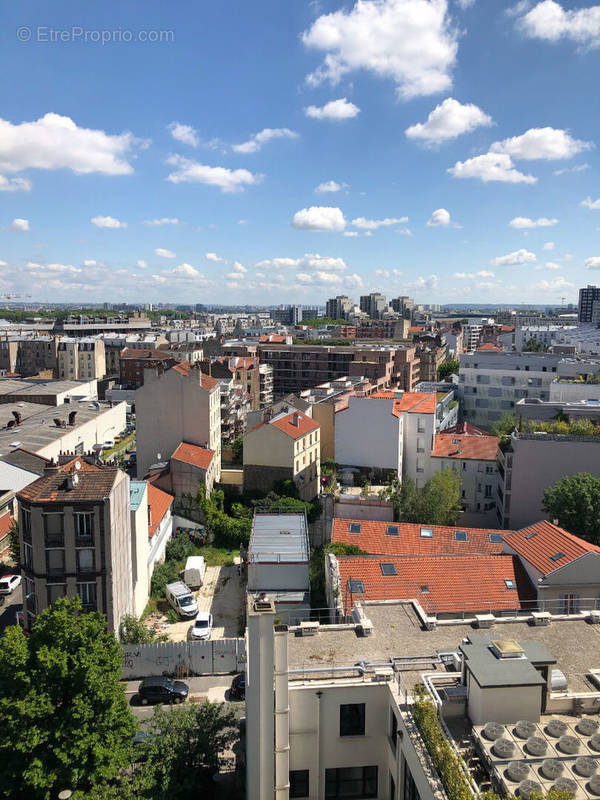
(299, 621), (319, 637)
(530, 611), (551, 626)
(589, 609), (600, 624)
(475, 613), (495, 629)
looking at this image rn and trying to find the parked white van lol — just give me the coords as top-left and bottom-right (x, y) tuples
(165, 581), (198, 618)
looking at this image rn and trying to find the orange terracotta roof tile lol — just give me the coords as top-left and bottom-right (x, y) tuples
(171, 361), (219, 390)
(501, 325), (516, 332)
(259, 334), (286, 343)
(431, 433), (499, 460)
(18, 459), (119, 503)
(503, 520), (600, 576)
(270, 410), (319, 440)
(337, 554), (533, 614)
(371, 391), (436, 415)
(171, 442), (215, 470)
(121, 347), (173, 360)
(0, 514), (14, 538)
(476, 343), (502, 351)
(147, 484), (173, 538)
(333, 518), (506, 556)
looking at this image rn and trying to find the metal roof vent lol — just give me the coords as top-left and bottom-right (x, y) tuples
(490, 639), (525, 659)
(493, 738), (515, 759)
(553, 778), (578, 795)
(591, 734), (600, 752)
(574, 757), (598, 778)
(280, 530), (291, 535)
(546, 718), (568, 737)
(557, 735), (580, 754)
(515, 720), (537, 739)
(589, 773), (600, 795)
(577, 718), (600, 736)
(526, 736), (548, 756)
(507, 761), (530, 783)
(483, 722), (505, 741)
(519, 780), (543, 800)
(541, 760), (564, 780)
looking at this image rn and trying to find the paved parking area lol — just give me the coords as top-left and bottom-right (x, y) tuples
(165, 564), (245, 642)
(0, 585), (22, 633)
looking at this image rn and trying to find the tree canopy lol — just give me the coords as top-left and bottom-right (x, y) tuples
(438, 360), (459, 380)
(392, 470), (462, 526)
(490, 412), (516, 437)
(542, 472), (600, 544)
(0, 597), (136, 799)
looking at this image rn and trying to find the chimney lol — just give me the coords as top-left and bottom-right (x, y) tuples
(68, 410), (77, 426)
(44, 459), (60, 476)
(292, 412), (300, 426)
(11, 410), (22, 426)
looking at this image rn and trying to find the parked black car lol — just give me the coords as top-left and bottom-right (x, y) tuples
(137, 677), (189, 705)
(229, 672), (245, 701)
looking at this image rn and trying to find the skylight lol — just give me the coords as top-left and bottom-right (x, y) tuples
(489, 533), (503, 543)
(386, 525), (399, 536)
(349, 523), (362, 534)
(454, 530), (468, 542)
(420, 527), (433, 538)
(525, 531), (537, 540)
(550, 552), (565, 562)
(348, 579), (365, 593)
(420, 585), (429, 593)
(505, 579), (516, 589)
(380, 563), (397, 576)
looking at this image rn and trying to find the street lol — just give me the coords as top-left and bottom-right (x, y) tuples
(124, 675), (243, 721)
(0, 584), (22, 633)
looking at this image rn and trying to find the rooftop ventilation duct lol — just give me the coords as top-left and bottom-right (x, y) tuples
(515, 720), (537, 739)
(553, 778), (578, 795)
(526, 736), (547, 756)
(578, 718), (600, 736)
(493, 739), (515, 759)
(546, 718), (568, 737)
(541, 760), (564, 780)
(557, 735), (580, 755)
(519, 780), (543, 800)
(68, 410), (77, 426)
(589, 773), (600, 795)
(574, 757), (598, 778)
(483, 722), (505, 741)
(11, 410), (21, 425)
(507, 762), (530, 783)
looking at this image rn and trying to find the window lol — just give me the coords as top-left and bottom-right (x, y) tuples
(46, 548), (65, 577)
(325, 766), (377, 798)
(348, 523), (362, 534)
(347, 579), (364, 594)
(340, 703), (365, 736)
(78, 581), (97, 609)
(380, 562), (397, 576)
(420, 527), (433, 538)
(290, 770), (309, 798)
(23, 541), (33, 569)
(75, 512), (94, 540)
(561, 593), (579, 614)
(386, 525), (399, 536)
(550, 552), (565, 562)
(21, 507), (31, 540)
(489, 533), (503, 543)
(454, 530), (468, 541)
(47, 583), (66, 605)
(485, 485), (492, 498)
(44, 513), (64, 547)
(505, 579), (515, 589)
(77, 548), (95, 573)
(389, 709), (398, 752)
(525, 531), (537, 540)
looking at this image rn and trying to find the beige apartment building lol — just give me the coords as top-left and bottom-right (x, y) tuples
(57, 338), (106, 381)
(18, 457), (135, 632)
(244, 408), (320, 501)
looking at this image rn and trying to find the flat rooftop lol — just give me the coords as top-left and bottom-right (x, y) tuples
(287, 602), (600, 693)
(0, 378), (95, 398)
(0, 400), (122, 456)
(248, 513), (309, 564)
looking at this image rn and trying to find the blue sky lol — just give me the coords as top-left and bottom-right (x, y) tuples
(0, 0), (599, 306)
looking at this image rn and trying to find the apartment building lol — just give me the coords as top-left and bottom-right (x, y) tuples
(129, 480), (149, 618)
(243, 408), (320, 501)
(349, 345), (420, 393)
(496, 427), (600, 529)
(355, 320), (410, 340)
(57, 338), (106, 381)
(578, 284), (600, 323)
(325, 295), (354, 321)
(257, 344), (355, 396)
(135, 361), (221, 480)
(458, 351), (564, 427)
(218, 376), (252, 442)
(259, 363), (274, 408)
(17, 457), (134, 632)
(201, 355), (269, 410)
(100, 333), (168, 377)
(360, 292), (387, 319)
(119, 347), (178, 389)
(390, 295), (414, 319)
(415, 342), (448, 382)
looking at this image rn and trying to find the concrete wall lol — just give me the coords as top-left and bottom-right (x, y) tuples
(335, 496), (395, 521)
(171, 458), (215, 498)
(312, 402), (336, 461)
(106, 472), (135, 632)
(130, 484), (149, 617)
(508, 435), (600, 529)
(121, 638), (246, 679)
(147, 506), (173, 577)
(336, 397), (401, 473)
(467, 679), (542, 725)
(403, 411), (434, 488)
(36, 402), (127, 461)
(549, 381), (600, 402)
(248, 561), (309, 592)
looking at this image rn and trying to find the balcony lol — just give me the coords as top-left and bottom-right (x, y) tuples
(44, 535), (64, 548)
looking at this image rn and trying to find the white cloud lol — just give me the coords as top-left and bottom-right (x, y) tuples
(167, 122), (199, 147)
(554, 163), (589, 175)
(519, 0), (600, 48)
(231, 261), (247, 274)
(165, 155), (262, 193)
(315, 180), (345, 193)
(582, 196), (600, 210)
(545, 261), (560, 269)
(11, 218), (29, 232)
(205, 253), (226, 263)
(302, 0), (458, 99)
(397, 227), (413, 236)
(292, 206), (346, 232)
(143, 218), (180, 226)
(534, 276), (574, 290)
(448, 152), (536, 183)
(136, 260), (147, 268)
(256, 254), (347, 272)
(375, 268), (404, 278)
(490, 127), (592, 160)
(0, 175), (31, 192)
(585, 256), (600, 269)
(453, 272), (474, 279)
(83, 259), (97, 267)
(405, 98), (493, 145)
(0, 113), (141, 176)
(457, 0), (476, 8)
(508, 216), (558, 228)
(91, 215), (127, 229)
(343, 231), (359, 237)
(477, 270), (495, 277)
(304, 98), (360, 121)
(491, 248), (537, 266)
(232, 128), (298, 154)
(427, 208), (451, 227)
(154, 248), (176, 259)
(351, 216), (408, 230)
(413, 274), (440, 290)
(543, 242), (555, 250)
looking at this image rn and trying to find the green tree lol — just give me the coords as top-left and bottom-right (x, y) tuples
(392, 472), (462, 526)
(438, 360), (459, 380)
(490, 412), (516, 437)
(0, 597), (136, 799)
(118, 614), (168, 644)
(7, 520), (20, 567)
(231, 435), (243, 464)
(523, 337), (544, 352)
(542, 473), (600, 544)
(165, 532), (196, 562)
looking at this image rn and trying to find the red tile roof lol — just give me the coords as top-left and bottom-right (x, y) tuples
(18, 459), (119, 503)
(501, 325), (516, 332)
(503, 520), (600, 576)
(259, 334), (286, 343)
(337, 554), (533, 614)
(442, 422), (492, 437)
(171, 442), (215, 470)
(370, 391), (437, 415)
(408, 326), (425, 333)
(476, 343), (502, 351)
(215, 356), (257, 370)
(270, 410), (320, 440)
(333, 518), (506, 556)
(120, 347), (175, 360)
(171, 361), (219, 390)
(431, 432), (499, 461)
(147, 484), (173, 538)
(0, 514), (14, 538)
